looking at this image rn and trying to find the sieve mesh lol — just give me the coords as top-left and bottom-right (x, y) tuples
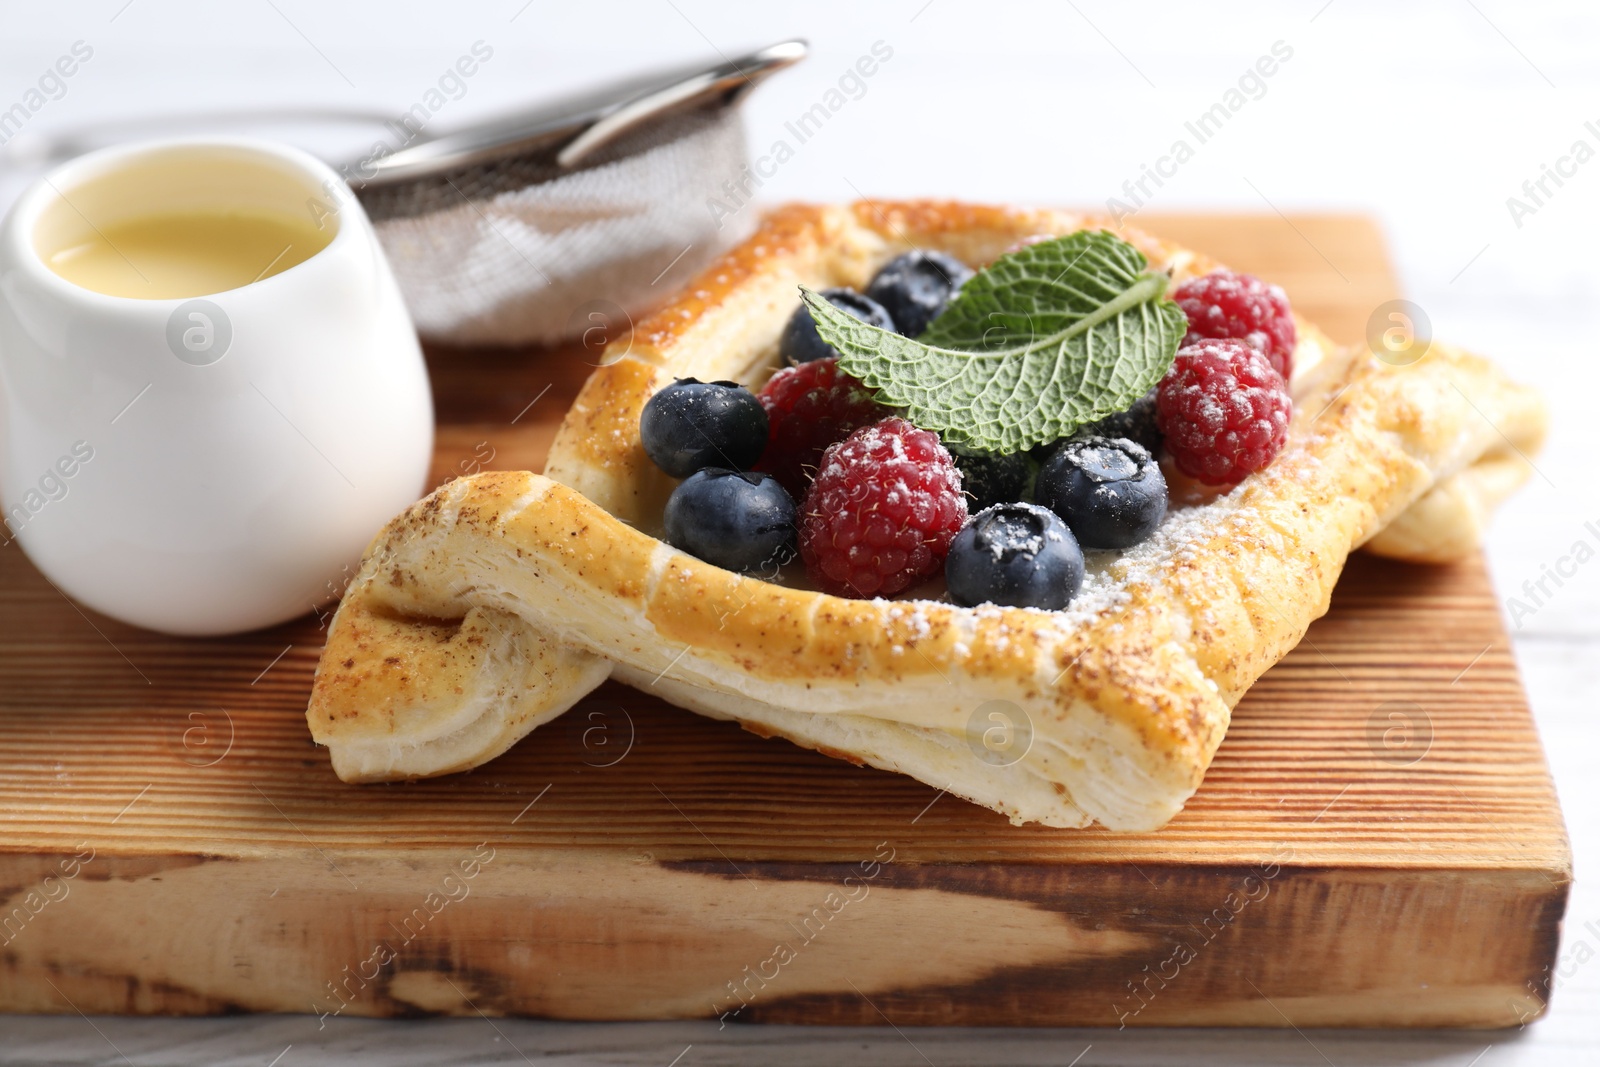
(359, 105), (753, 347)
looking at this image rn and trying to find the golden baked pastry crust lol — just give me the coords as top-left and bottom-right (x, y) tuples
(306, 202), (1546, 831)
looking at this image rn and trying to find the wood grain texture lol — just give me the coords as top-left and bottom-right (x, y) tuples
(0, 215), (1568, 1028)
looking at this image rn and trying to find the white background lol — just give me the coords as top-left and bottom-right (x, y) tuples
(1, 1), (1596, 1063)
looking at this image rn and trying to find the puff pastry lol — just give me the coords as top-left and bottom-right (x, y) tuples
(306, 202), (1545, 831)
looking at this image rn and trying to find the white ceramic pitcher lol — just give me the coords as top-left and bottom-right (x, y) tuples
(0, 138), (433, 635)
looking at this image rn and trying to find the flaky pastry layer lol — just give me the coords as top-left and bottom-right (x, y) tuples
(307, 202), (1545, 830)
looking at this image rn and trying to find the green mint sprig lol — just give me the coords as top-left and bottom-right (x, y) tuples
(802, 231), (1186, 454)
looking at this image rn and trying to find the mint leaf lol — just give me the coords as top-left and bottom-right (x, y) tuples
(803, 231), (1187, 453)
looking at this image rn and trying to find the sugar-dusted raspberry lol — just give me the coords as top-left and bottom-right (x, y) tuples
(757, 357), (889, 496)
(799, 417), (968, 598)
(1172, 268), (1297, 380)
(1156, 339), (1292, 486)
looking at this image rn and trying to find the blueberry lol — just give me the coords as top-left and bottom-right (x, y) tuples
(779, 288), (896, 366)
(865, 251), (974, 337)
(948, 445), (1037, 511)
(663, 468), (797, 574)
(1080, 388), (1163, 455)
(945, 503), (1084, 610)
(1035, 436), (1167, 551)
(640, 378), (768, 479)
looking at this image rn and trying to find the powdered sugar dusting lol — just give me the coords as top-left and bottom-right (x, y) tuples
(885, 602), (934, 640)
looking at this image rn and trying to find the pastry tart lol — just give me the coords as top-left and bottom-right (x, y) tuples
(306, 202), (1545, 832)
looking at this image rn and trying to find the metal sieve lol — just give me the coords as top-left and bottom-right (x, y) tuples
(350, 40), (804, 346)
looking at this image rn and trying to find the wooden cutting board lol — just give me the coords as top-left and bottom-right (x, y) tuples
(0, 214), (1569, 1028)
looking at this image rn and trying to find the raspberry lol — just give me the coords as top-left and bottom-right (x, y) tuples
(757, 357), (889, 496)
(799, 417), (968, 598)
(1172, 269), (1297, 380)
(1156, 339), (1291, 487)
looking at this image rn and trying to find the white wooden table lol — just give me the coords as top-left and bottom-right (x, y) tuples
(1, 0), (1594, 1062)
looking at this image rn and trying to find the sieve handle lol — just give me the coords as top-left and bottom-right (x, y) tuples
(355, 38), (806, 188)
(0, 109), (394, 173)
(557, 39), (806, 167)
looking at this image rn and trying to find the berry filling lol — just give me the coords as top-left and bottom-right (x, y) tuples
(636, 235), (1299, 609)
